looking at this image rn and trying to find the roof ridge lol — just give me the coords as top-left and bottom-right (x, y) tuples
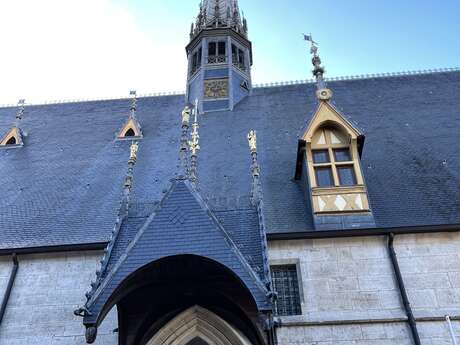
(252, 67), (460, 88)
(1, 67), (458, 108)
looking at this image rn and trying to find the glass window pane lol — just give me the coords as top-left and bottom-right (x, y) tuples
(271, 265), (302, 316)
(334, 148), (351, 162)
(208, 42), (216, 56)
(218, 41), (226, 55)
(315, 167), (334, 187)
(238, 49), (245, 64)
(312, 150), (330, 164)
(337, 166), (357, 186)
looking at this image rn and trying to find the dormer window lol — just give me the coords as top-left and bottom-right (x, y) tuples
(311, 127), (359, 188)
(117, 117), (142, 140)
(298, 100), (370, 214)
(208, 41), (226, 64)
(0, 127), (23, 148)
(6, 137), (17, 145)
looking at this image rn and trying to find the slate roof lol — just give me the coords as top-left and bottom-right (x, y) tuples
(1, 71), (460, 250)
(83, 178), (270, 324)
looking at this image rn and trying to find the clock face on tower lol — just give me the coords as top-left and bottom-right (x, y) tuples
(204, 79), (229, 99)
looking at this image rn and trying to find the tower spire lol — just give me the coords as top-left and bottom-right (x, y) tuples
(190, 0), (247, 39)
(304, 34), (333, 101)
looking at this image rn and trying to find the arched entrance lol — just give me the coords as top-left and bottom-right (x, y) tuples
(146, 306), (252, 345)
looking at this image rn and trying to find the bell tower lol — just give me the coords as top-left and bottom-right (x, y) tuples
(186, 0), (252, 113)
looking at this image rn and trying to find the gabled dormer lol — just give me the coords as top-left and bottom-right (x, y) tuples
(1, 100), (25, 149)
(116, 91), (143, 140)
(296, 36), (375, 230)
(302, 101), (370, 214)
(0, 127), (23, 148)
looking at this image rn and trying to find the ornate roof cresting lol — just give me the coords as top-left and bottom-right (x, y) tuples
(74, 141), (139, 319)
(246, 130), (275, 301)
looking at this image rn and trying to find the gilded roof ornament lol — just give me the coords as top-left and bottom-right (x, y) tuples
(247, 130), (257, 153)
(188, 99), (200, 182)
(130, 141), (139, 161)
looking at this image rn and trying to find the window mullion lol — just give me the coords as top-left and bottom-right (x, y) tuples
(329, 147), (340, 186)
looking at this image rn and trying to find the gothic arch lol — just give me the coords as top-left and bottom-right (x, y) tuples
(146, 306), (252, 345)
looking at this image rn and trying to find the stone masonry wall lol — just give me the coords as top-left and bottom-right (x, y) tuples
(0, 251), (117, 345)
(269, 233), (460, 345)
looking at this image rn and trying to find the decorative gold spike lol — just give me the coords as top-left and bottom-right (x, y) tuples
(247, 130), (257, 153)
(130, 141), (139, 160)
(182, 105), (191, 127)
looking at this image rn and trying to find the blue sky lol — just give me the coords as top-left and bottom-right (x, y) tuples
(1, 0), (459, 104)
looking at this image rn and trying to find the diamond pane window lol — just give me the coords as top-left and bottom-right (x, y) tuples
(271, 265), (302, 316)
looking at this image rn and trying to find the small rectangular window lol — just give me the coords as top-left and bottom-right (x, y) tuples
(337, 165), (357, 186)
(315, 167), (334, 187)
(271, 265), (302, 316)
(218, 41), (226, 55)
(232, 44), (237, 61)
(208, 42), (216, 56)
(197, 48), (202, 66)
(238, 49), (245, 66)
(334, 148), (351, 162)
(312, 149), (330, 164)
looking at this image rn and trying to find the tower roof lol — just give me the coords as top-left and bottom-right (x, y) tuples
(191, 0), (247, 39)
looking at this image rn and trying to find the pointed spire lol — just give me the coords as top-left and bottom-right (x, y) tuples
(179, 104), (191, 177)
(190, 0), (246, 39)
(188, 99), (200, 182)
(129, 90), (137, 119)
(15, 99), (25, 128)
(304, 34), (333, 101)
(247, 130), (261, 204)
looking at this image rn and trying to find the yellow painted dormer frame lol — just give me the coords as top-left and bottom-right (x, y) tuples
(0, 127), (23, 148)
(302, 101), (370, 214)
(117, 117), (143, 140)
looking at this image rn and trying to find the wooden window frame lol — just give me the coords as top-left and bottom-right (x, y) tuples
(310, 127), (363, 188)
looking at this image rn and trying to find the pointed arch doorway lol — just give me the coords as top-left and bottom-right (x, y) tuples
(146, 306), (253, 345)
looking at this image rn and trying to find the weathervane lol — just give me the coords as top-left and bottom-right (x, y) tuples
(303, 34), (333, 101)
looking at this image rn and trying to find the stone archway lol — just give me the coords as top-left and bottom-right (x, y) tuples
(146, 306), (253, 345)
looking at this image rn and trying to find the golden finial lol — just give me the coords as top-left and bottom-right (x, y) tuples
(189, 122), (200, 156)
(247, 130), (257, 153)
(130, 141), (139, 160)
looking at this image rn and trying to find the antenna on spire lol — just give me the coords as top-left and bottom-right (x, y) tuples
(129, 90), (137, 118)
(15, 99), (25, 127)
(188, 99), (200, 183)
(303, 33), (333, 101)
